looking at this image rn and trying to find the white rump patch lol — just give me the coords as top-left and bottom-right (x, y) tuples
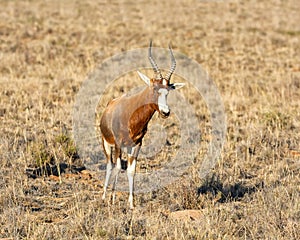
(103, 139), (112, 156)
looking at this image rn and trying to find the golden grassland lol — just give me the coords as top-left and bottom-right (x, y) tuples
(0, 0), (299, 239)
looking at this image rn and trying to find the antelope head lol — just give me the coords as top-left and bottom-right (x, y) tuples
(137, 41), (185, 118)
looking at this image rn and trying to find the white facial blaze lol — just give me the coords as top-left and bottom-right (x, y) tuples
(158, 88), (169, 114)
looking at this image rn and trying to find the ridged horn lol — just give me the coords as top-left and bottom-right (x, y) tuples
(148, 40), (163, 80)
(165, 44), (176, 81)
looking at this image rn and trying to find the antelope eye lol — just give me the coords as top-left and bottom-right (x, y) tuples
(168, 84), (175, 90)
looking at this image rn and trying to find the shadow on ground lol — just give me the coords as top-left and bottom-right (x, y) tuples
(26, 163), (86, 179)
(198, 175), (262, 203)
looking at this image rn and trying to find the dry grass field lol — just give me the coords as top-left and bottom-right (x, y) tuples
(1, 0), (300, 239)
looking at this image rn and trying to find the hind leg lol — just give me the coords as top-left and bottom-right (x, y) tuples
(112, 145), (122, 204)
(102, 138), (113, 200)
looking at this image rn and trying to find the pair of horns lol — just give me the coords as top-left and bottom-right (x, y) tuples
(148, 41), (176, 81)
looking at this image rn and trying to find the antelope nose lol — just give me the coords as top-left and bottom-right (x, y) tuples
(162, 110), (170, 117)
(160, 108), (170, 118)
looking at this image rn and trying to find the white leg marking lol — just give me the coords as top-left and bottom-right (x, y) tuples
(102, 160), (113, 200)
(128, 145), (141, 158)
(127, 159), (136, 209)
(102, 139), (113, 200)
(116, 157), (121, 170)
(112, 157), (121, 204)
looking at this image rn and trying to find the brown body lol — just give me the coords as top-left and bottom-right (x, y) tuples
(100, 86), (157, 154)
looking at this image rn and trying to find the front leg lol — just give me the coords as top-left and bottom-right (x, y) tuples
(127, 157), (136, 209)
(127, 145), (140, 209)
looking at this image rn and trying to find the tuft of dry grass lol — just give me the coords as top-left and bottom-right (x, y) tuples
(0, 0), (299, 239)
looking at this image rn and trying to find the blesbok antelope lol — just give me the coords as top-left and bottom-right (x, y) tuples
(100, 41), (185, 209)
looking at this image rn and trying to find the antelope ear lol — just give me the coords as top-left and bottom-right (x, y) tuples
(137, 71), (150, 86)
(169, 83), (185, 90)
